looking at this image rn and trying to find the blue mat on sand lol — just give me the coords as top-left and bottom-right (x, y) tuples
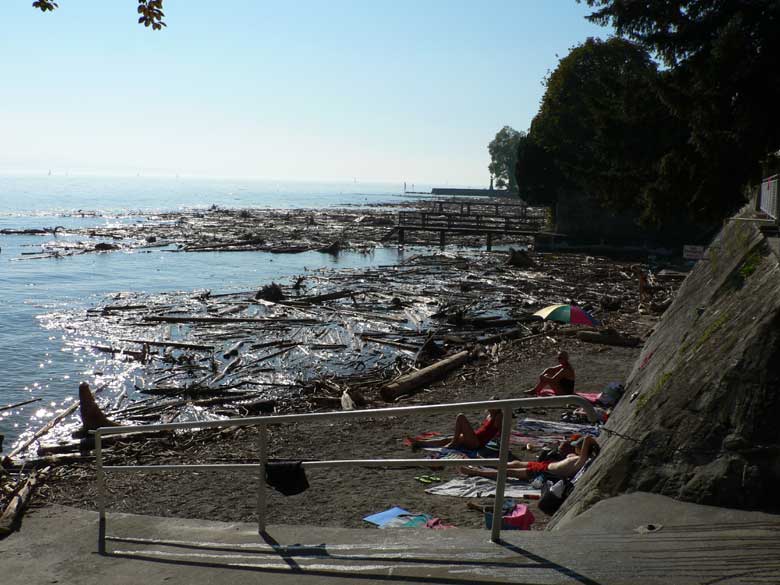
(363, 507), (411, 527)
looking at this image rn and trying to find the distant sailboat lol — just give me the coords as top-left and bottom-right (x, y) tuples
(47, 169), (51, 176)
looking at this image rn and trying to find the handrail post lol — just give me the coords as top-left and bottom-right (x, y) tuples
(95, 429), (106, 554)
(490, 406), (513, 543)
(257, 423), (268, 534)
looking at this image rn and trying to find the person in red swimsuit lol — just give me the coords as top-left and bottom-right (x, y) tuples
(409, 403), (504, 451)
(525, 351), (575, 396)
(460, 436), (599, 480)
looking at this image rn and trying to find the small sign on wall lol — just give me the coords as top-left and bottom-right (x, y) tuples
(683, 245), (705, 260)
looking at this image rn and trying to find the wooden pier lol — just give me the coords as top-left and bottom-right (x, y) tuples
(382, 205), (554, 250)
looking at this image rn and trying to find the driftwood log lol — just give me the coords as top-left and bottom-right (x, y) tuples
(576, 330), (640, 347)
(380, 350), (471, 402)
(0, 385), (104, 465)
(0, 467), (48, 536)
(0, 397), (42, 413)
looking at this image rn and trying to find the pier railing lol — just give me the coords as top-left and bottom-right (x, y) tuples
(94, 395), (597, 552)
(427, 200), (535, 217)
(399, 211), (546, 232)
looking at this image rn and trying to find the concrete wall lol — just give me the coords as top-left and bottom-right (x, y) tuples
(552, 211), (780, 527)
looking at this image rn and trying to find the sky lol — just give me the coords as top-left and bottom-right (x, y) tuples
(0, 1), (611, 186)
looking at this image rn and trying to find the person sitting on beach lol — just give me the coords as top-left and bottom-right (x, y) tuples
(460, 436), (598, 480)
(409, 404), (503, 451)
(525, 351), (575, 396)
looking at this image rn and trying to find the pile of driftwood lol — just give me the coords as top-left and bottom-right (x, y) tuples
(0, 466), (48, 537)
(6, 198), (548, 261)
(0, 248), (686, 533)
(3, 249), (681, 466)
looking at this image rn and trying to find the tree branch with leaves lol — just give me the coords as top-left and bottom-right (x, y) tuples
(32, 0), (166, 29)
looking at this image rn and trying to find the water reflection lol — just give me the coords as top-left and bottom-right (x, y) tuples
(0, 240), (413, 454)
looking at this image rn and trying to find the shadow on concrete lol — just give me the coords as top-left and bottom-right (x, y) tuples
(496, 539), (602, 585)
(104, 534), (605, 585)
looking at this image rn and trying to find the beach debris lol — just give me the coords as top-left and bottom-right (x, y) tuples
(0, 398), (42, 413)
(256, 283), (285, 302)
(1, 198), (548, 261)
(2, 238), (685, 470)
(507, 248), (536, 268)
(0, 467), (49, 537)
(77, 382), (119, 432)
(317, 240), (341, 255)
(576, 330), (640, 347)
(380, 350), (471, 402)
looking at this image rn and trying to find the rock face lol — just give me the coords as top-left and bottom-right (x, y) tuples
(552, 214), (780, 528)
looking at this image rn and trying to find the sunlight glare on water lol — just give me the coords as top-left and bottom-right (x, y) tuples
(0, 174), (419, 454)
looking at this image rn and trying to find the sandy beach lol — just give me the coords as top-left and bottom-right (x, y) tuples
(1, 200), (677, 534)
(39, 341), (640, 530)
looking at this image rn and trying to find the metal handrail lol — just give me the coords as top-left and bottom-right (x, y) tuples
(760, 175), (778, 220)
(94, 395), (598, 552)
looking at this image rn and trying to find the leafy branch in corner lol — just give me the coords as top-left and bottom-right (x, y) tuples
(31, 0), (166, 29)
(137, 0), (166, 30)
(31, 1), (57, 11)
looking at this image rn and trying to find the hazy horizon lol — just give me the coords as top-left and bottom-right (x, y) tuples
(1, 1), (610, 186)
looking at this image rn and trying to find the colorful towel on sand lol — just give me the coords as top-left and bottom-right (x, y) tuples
(403, 431), (442, 447)
(425, 476), (540, 499)
(380, 514), (455, 529)
(575, 392), (602, 404)
(516, 418), (600, 436)
(423, 446), (479, 460)
(508, 418), (600, 449)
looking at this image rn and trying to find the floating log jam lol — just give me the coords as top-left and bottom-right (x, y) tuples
(143, 315), (319, 325)
(379, 350), (471, 402)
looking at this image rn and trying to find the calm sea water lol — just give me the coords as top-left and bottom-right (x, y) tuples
(0, 175), (422, 451)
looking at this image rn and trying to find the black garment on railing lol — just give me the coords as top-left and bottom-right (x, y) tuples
(266, 461), (309, 496)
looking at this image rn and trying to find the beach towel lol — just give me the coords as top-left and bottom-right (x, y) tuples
(508, 433), (564, 449)
(425, 476), (540, 499)
(379, 514), (455, 529)
(403, 431), (442, 447)
(380, 514), (431, 529)
(509, 418), (600, 449)
(363, 506), (410, 527)
(575, 392), (602, 404)
(423, 446), (479, 460)
(516, 418), (600, 436)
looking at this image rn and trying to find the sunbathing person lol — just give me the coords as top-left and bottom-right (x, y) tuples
(410, 406), (503, 451)
(525, 351), (575, 396)
(460, 436), (598, 480)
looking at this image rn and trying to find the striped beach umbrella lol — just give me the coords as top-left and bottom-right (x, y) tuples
(533, 304), (598, 325)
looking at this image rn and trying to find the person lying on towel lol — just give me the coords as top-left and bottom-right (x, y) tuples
(525, 351), (575, 396)
(460, 436), (598, 480)
(409, 403), (503, 451)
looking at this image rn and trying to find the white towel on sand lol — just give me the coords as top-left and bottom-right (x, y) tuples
(425, 476), (540, 498)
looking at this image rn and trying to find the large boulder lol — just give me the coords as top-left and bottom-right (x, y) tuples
(552, 213), (780, 528)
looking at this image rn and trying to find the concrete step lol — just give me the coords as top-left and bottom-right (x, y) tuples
(2, 495), (779, 585)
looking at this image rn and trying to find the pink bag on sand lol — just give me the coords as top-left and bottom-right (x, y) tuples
(505, 504), (535, 530)
(485, 504), (535, 530)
